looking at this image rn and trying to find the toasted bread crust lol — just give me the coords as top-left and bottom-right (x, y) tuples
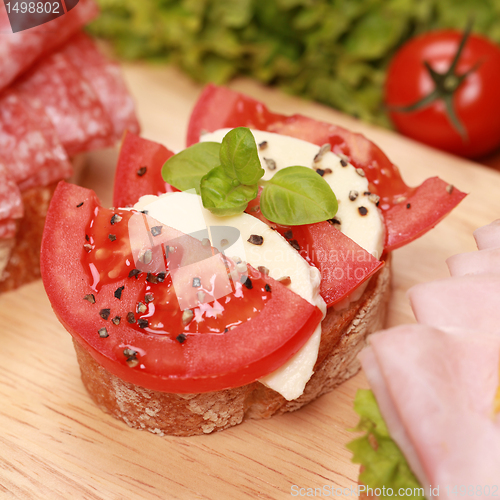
(0, 183), (57, 293)
(74, 257), (391, 436)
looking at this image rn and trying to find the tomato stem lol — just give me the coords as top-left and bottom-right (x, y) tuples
(388, 20), (480, 142)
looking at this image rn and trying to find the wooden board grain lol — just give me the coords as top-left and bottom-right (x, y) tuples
(1, 64), (499, 500)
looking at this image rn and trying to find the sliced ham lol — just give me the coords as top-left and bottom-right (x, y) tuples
(408, 274), (500, 334)
(15, 51), (114, 156)
(447, 248), (500, 276)
(361, 324), (500, 494)
(0, 0), (98, 91)
(60, 33), (140, 142)
(0, 91), (72, 187)
(474, 219), (500, 250)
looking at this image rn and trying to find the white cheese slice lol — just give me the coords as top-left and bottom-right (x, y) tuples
(201, 129), (385, 259)
(133, 192), (326, 400)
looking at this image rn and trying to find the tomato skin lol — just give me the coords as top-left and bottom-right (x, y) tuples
(41, 181), (323, 393)
(246, 194), (384, 307)
(113, 131), (175, 208)
(385, 30), (500, 158)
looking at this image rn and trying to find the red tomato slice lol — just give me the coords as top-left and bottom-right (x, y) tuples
(113, 131), (175, 208)
(246, 196), (384, 307)
(41, 181), (323, 393)
(187, 84), (466, 252)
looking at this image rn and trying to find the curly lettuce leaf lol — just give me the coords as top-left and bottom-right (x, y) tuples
(347, 390), (425, 500)
(89, 0), (500, 126)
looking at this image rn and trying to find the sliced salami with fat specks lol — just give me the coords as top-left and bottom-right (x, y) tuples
(61, 33), (140, 143)
(0, 164), (22, 223)
(0, 0), (98, 92)
(15, 52), (114, 156)
(0, 219), (17, 240)
(0, 91), (72, 188)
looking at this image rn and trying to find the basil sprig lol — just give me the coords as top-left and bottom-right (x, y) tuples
(260, 166), (338, 225)
(162, 141), (220, 194)
(161, 127), (338, 224)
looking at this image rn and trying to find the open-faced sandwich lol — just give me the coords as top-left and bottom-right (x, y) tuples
(41, 85), (465, 436)
(350, 219), (500, 496)
(0, 0), (139, 292)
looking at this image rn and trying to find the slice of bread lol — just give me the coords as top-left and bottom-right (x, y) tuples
(0, 155), (87, 293)
(73, 257), (391, 436)
(0, 183), (57, 293)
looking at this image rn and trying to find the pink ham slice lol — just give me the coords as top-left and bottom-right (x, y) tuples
(408, 274), (500, 334)
(0, 91), (72, 189)
(474, 219), (500, 250)
(447, 248), (500, 276)
(15, 51), (114, 156)
(60, 33), (140, 143)
(0, 0), (98, 91)
(360, 324), (500, 493)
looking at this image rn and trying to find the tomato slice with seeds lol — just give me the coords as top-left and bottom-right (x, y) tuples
(186, 84), (466, 252)
(113, 131), (176, 208)
(41, 182), (323, 393)
(246, 194), (384, 307)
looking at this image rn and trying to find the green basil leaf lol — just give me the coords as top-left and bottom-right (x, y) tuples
(200, 165), (258, 216)
(161, 142), (221, 194)
(260, 166), (338, 225)
(219, 127), (264, 185)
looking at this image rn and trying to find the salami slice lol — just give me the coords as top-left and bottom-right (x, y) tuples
(0, 163), (22, 222)
(0, 0), (98, 91)
(61, 33), (140, 143)
(15, 51), (114, 156)
(0, 90), (72, 188)
(0, 219), (17, 240)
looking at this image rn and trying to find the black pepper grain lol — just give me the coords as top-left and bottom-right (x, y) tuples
(83, 294), (95, 304)
(137, 318), (149, 329)
(99, 308), (111, 320)
(98, 327), (109, 338)
(128, 268), (141, 279)
(114, 286), (125, 299)
(150, 226), (162, 237)
(241, 276), (253, 289)
(247, 234), (264, 245)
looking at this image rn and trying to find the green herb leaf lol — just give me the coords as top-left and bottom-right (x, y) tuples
(219, 127), (265, 185)
(200, 165), (258, 216)
(260, 166), (338, 225)
(161, 142), (221, 194)
(347, 390), (425, 500)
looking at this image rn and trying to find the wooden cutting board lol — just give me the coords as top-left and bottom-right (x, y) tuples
(1, 64), (499, 500)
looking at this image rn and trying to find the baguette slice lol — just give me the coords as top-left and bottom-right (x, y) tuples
(73, 256), (391, 436)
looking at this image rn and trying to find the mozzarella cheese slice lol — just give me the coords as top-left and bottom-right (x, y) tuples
(130, 129), (385, 400)
(201, 129), (385, 259)
(133, 191), (326, 400)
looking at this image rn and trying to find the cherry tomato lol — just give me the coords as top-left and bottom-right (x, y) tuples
(385, 28), (500, 158)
